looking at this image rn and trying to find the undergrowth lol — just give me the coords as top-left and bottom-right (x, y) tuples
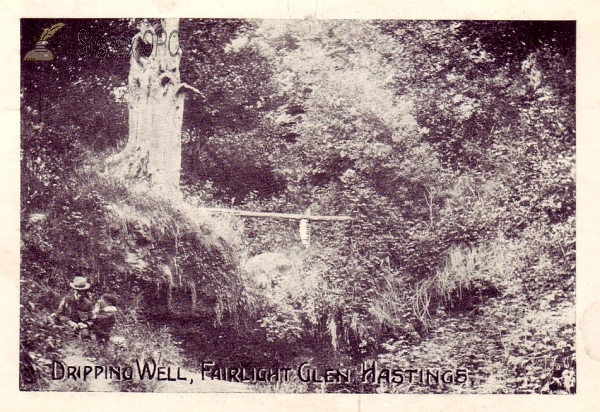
(20, 165), (254, 389)
(372, 231), (575, 394)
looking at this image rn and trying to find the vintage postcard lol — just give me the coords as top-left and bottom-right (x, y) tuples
(4, 0), (599, 411)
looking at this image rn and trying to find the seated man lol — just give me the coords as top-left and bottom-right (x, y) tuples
(54, 276), (94, 339)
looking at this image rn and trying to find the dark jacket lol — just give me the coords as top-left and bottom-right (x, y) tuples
(56, 294), (93, 326)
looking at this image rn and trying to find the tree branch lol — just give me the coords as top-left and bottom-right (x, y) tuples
(177, 83), (201, 95)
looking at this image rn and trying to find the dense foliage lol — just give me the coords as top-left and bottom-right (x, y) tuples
(21, 19), (574, 393)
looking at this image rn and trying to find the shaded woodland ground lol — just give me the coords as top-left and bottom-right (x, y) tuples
(20, 19), (575, 393)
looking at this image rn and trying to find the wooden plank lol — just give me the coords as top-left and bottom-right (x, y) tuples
(201, 207), (354, 221)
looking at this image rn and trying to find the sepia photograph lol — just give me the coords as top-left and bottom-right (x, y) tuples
(19, 17), (576, 395)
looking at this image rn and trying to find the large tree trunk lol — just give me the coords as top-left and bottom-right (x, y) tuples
(107, 18), (185, 195)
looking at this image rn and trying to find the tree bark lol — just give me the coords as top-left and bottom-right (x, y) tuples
(107, 19), (185, 195)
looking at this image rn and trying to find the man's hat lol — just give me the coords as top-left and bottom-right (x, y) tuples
(69, 276), (91, 290)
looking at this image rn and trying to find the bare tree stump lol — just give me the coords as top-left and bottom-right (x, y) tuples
(107, 19), (185, 195)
